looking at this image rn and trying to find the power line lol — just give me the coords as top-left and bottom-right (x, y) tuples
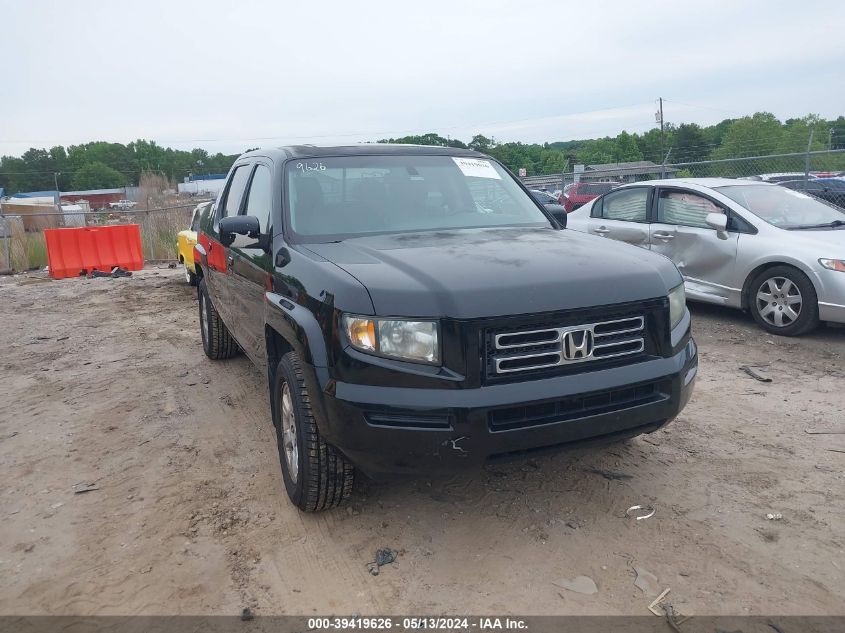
(661, 98), (739, 115)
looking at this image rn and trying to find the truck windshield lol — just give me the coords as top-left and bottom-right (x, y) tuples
(286, 155), (550, 240)
(716, 184), (845, 229)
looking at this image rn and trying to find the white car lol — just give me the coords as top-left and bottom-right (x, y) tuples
(566, 178), (845, 336)
(109, 199), (137, 210)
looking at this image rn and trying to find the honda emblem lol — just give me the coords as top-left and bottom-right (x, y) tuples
(562, 329), (594, 360)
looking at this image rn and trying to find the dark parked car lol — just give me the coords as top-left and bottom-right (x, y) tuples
(779, 178), (845, 209)
(193, 145), (697, 511)
(529, 189), (558, 205)
(529, 189), (567, 223)
(561, 181), (621, 212)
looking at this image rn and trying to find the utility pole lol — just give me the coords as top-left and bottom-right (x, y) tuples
(656, 97), (665, 178)
(804, 129), (814, 187)
(54, 172), (61, 207)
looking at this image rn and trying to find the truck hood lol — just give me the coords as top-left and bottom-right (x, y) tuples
(304, 227), (682, 319)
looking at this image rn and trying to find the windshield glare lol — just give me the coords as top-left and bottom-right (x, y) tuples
(286, 155), (549, 240)
(716, 184), (845, 228)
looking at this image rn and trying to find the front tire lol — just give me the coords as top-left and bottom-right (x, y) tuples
(198, 278), (238, 359)
(749, 265), (819, 336)
(273, 351), (354, 512)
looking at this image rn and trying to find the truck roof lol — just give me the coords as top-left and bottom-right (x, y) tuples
(241, 143), (485, 161)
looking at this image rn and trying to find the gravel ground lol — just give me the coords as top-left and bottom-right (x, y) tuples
(0, 266), (843, 616)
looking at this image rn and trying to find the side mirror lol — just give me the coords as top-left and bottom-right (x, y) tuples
(544, 203), (567, 229)
(705, 212), (728, 233)
(219, 215), (263, 249)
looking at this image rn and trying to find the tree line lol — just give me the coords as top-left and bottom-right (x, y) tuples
(1, 113), (843, 195)
(379, 113), (845, 176)
(0, 140), (240, 195)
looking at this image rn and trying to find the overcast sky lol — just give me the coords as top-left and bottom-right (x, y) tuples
(1, 0), (843, 157)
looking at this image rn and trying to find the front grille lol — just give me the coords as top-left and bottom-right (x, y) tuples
(489, 315), (645, 376)
(488, 379), (670, 432)
(481, 299), (668, 383)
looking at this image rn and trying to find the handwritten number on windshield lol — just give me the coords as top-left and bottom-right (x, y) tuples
(295, 162), (326, 172)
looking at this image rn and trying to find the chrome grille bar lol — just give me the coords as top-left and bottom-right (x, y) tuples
(491, 315), (645, 374)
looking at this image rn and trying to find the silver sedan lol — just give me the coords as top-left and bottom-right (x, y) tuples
(566, 178), (845, 336)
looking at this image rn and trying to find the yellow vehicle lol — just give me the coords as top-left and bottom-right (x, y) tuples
(176, 203), (207, 286)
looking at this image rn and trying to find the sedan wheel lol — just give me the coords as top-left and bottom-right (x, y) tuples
(748, 265), (819, 336)
(756, 276), (802, 328)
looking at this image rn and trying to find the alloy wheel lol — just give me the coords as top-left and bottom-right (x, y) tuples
(756, 276), (802, 328)
(280, 382), (299, 483)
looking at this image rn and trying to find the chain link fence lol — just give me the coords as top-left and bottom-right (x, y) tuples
(521, 148), (845, 209)
(0, 203), (203, 274)
(0, 215), (11, 274)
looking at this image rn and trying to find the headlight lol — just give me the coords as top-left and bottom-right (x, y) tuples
(342, 315), (439, 364)
(819, 258), (845, 273)
(668, 284), (686, 329)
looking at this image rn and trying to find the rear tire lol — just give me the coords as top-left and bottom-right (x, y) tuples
(273, 351), (354, 512)
(748, 265), (819, 336)
(198, 278), (238, 359)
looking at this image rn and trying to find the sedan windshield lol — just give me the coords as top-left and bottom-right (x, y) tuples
(716, 184), (845, 229)
(286, 155), (550, 240)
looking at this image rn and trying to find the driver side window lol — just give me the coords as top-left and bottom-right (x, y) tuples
(657, 190), (725, 229)
(222, 165), (251, 219)
(594, 188), (649, 222)
(243, 164), (273, 234)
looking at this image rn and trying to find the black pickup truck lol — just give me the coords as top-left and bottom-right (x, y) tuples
(193, 145), (697, 511)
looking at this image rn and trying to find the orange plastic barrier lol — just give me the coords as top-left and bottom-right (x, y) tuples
(44, 224), (144, 279)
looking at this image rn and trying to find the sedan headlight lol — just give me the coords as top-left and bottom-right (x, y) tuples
(342, 315), (439, 364)
(819, 258), (845, 273)
(668, 284), (686, 329)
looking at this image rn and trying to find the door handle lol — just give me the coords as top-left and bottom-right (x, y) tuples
(227, 255), (235, 268)
(593, 227), (609, 235)
(653, 232), (674, 240)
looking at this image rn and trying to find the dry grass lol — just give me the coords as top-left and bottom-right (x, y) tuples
(136, 207), (192, 260)
(137, 171), (174, 210)
(7, 218), (30, 271)
(2, 207), (194, 272)
(24, 232), (48, 270)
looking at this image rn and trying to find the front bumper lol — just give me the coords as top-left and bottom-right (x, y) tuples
(813, 268), (845, 324)
(308, 338), (697, 478)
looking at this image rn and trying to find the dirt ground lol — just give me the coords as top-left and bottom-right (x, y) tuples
(0, 266), (843, 616)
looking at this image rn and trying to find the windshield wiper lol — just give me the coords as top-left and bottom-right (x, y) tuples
(788, 219), (845, 230)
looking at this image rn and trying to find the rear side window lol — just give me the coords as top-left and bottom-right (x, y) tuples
(595, 188), (648, 222)
(222, 165), (251, 218)
(657, 190), (725, 229)
(243, 165), (273, 233)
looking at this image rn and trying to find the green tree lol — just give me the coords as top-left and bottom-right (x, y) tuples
(777, 114), (829, 153)
(672, 123), (708, 163)
(71, 161), (126, 190)
(613, 131), (643, 162)
(467, 134), (492, 152)
(0, 155), (31, 194)
(712, 112), (783, 159)
(830, 116), (845, 150)
(634, 129), (665, 163)
(577, 138), (616, 165)
(378, 133), (451, 147)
